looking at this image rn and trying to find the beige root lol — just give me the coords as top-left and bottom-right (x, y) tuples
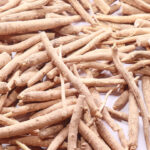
(67, 0), (95, 24)
(129, 0), (150, 12)
(0, 52), (11, 69)
(0, 34), (44, 53)
(105, 0), (116, 5)
(1, 32), (55, 44)
(81, 137), (92, 150)
(30, 98), (76, 119)
(7, 70), (21, 90)
(103, 36), (137, 45)
(0, 0), (8, 7)
(113, 90), (129, 110)
(63, 51), (126, 63)
(0, 105), (74, 138)
(127, 60), (150, 72)
(47, 68), (58, 80)
(1, 136), (52, 147)
(83, 100), (99, 136)
(80, 78), (126, 87)
(79, 120), (110, 150)
(0, 0), (20, 12)
(91, 89), (118, 130)
(20, 51), (48, 70)
(43, 3), (71, 13)
(120, 0), (148, 12)
(0, 4), (70, 21)
(122, 51), (150, 62)
(93, 90), (128, 148)
(61, 29), (104, 56)
(19, 80), (55, 97)
(5, 88), (19, 107)
(112, 45), (150, 150)
(96, 13), (150, 23)
(45, 13), (70, 18)
(58, 25), (83, 35)
(0, 0), (51, 18)
(0, 94), (8, 113)
(21, 35), (83, 69)
(142, 76), (150, 114)
(96, 86), (123, 95)
(41, 32), (100, 117)
(135, 19), (150, 28)
(107, 107), (128, 121)
(134, 67), (150, 76)
(143, 0), (150, 4)
(0, 82), (8, 94)
(86, 45), (135, 54)
(47, 125), (69, 150)
(136, 36), (150, 47)
(0, 16), (81, 35)
(0, 43), (43, 81)
(109, 3), (121, 14)
(15, 67), (38, 87)
(79, 0), (91, 9)
(70, 31), (111, 56)
(27, 62), (53, 86)
(38, 124), (64, 139)
(94, 0), (110, 14)
(56, 33), (80, 44)
(121, 2), (144, 15)
(60, 73), (67, 111)
(68, 95), (84, 150)
(76, 62), (116, 73)
(96, 120), (124, 150)
(0, 114), (18, 126)
(128, 92), (139, 150)
(4, 100), (60, 117)
(114, 28), (150, 38)
(28, 31), (103, 85)
(20, 88), (77, 102)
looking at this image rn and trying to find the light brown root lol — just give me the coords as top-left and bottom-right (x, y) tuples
(112, 45), (150, 149)
(113, 90), (129, 110)
(47, 125), (69, 150)
(128, 92), (139, 150)
(38, 124), (64, 140)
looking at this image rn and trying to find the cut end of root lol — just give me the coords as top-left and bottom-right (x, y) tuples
(112, 43), (118, 53)
(95, 110), (102, 118)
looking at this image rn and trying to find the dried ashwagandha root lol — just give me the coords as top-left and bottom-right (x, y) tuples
(128, 92), (139, 150)
(41, 32), (101, 118)
(121, 2), (144, 15)
(0, 106), (75, 138)
(38, 124), (64, 139)
(113, 90), (129, 110)
(96, 120), (124, 150)
(0, 16), (81, 35)
(68, 95), (84, 150)
(112, 45), (150, 150)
